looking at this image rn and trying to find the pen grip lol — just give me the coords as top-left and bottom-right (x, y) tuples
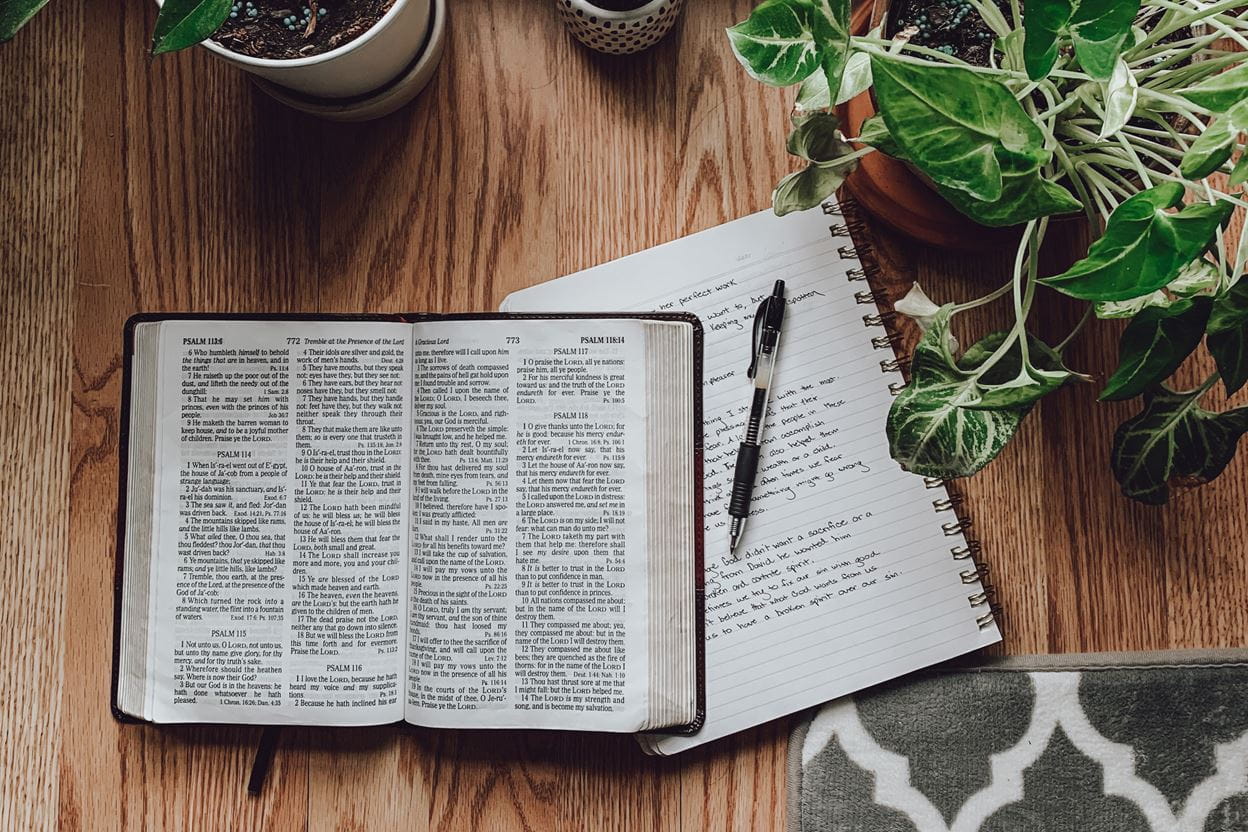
(729, 443), (760, 518)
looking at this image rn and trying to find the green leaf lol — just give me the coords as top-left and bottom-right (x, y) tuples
(870, 54), (1049, 202)
(785, 111), (852, 161)
(774, 112), (858, 215)
(727, 0), (822, 87)
(1023, 0), (1073, 81)
(1208, 278), (1248, 395)
(151, 0), (232, 54)
(1111, 386), (1248, 504)
(1167, 258), (1222, 298)
(1178, 63), (1248, 114)
(857, 113), (908, 159)
(795, 70), (831, 113)
(1068, 0), (1141, 80)
(958, 331), (1078, 409)
(834, 51), (872, 105)
(0, 0), (50, 41)
(1093, 259), (1220, 318)
(1039, 183), (1234, 301)
(886, 308), (1028, 478)
(1180, 99), (1248, 180)
(809, 0), (851, 109)
(865, 54), (1079, 226)
(998, 29), (1026, 74)
(1230, 153), (1248, 188)
(1099, 57), (1138, 139)
(1095, 291), (1169, 319)
(1100, 296), (1212, 401)
(773, 163), (852, 214)
(935, 167), (1081, 227)
(1023, 0), (1140, 81)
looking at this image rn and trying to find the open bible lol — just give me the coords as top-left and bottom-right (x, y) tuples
(113, 313), (703, 735)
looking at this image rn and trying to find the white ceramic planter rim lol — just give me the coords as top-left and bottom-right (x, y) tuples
(566, 0), (673, 22)
(251, 0), (445, 120)
(195, 0), (410, 69)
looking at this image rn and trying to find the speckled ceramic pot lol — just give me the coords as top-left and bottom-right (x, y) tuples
(555, 0), (684, 55)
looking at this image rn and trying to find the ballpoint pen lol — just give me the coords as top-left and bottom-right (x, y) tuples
(728, 279), (786, 556)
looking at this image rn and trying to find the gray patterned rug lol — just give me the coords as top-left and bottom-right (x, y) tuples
(789, 651), (1248, 832)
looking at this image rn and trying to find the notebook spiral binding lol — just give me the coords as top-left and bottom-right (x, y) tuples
(825, 195), (1002, 633)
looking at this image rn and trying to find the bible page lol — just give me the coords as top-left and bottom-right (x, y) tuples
(405, 318), (650, 731)
(502, 207), (1001, 753)
(144, 320), (412, 725)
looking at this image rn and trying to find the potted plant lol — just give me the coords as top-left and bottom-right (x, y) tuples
(3, 0), (444, 117)
(728, 0), (1248, 504)
(154, 0), (439, 101)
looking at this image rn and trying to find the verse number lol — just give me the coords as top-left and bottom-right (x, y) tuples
(506, 337), (520, 344)
(286, 337), (302, 345)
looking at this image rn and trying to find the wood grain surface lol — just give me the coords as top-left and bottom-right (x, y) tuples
(1, 0), (1246, 829)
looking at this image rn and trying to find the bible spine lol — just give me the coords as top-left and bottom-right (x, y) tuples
(823, 197), (1003, 633)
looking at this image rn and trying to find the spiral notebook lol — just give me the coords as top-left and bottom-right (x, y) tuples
(501, 198), (1001, 754)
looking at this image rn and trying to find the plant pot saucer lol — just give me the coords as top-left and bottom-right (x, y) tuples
(251, 0), (446, 121)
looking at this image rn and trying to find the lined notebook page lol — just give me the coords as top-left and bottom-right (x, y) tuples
(502, 206), (1001, 754)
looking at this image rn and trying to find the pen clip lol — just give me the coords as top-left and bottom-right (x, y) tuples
(747, 298), (771, 379)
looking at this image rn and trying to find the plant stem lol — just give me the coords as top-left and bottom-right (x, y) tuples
(828, 145), (879, 164)
(1036, 96), (1083, 122)
(967, 0), (1013, 38)
(1084, 167), (1132, 200)
(1117, 136), (1175, 179)
(1130, 33), (1223, 70)
(1138, 49), (1242, 86)
(1055, 306), (1094, 354)
(1119, 123), (1190, 149)
(1191, 371), (1221, 399)
(1063, 114), (1188, 155)
(1144, 170), (1248, 209)
(1016, 219), (1043, 369)
(972, 221), (1039, 377)
(1129, 0), (1248, 54)
(854, 39), (1093, 84)
(1140, 88), (1212, 121)
(852, 39), (979, 69)
(1074, 162), (1120, 221)
(1233, 212), (1248, 280)
(1142, 0), (1248, 53)
(953, 280), (1013, 313)
(1052, 142), (1103, 228)
(1063, 118), (1191, 159)
(1133, 112), (1195, 152)
(1098, 164), (1144, 197)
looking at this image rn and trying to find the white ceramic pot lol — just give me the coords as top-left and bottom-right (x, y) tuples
(556, 0), (684, 55)
(253, 0), (446, 121)
(179, 0), (432, 98)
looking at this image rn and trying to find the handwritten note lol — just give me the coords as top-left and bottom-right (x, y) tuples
(503, 206), (1000, 753)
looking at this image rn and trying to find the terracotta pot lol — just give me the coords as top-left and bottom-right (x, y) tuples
(835, 1), (1026, 250)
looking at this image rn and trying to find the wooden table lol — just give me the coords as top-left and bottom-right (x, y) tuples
(3, 0), (1246, 829)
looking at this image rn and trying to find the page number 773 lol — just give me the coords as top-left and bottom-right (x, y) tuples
(506, 337), (520, 344)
